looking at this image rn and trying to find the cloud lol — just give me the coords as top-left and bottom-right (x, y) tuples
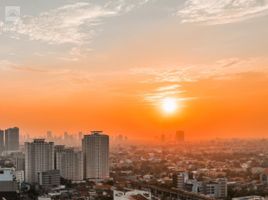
(143, 84), (186, 104)
(3, 0), (150, 45)
(0, 60), (18, 71)
(178, 0), (268, 25)
(59, 47), (92, 62)
(131, 57), (268, 84)
(0, 60), (94, 85)
(131, 57), (268, 103)
(130, 67), (195, 83)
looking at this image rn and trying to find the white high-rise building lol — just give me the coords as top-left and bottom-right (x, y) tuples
(82, 131), (109, 180)
(25, 139), (54, 183)
(56, 148), (83, 181)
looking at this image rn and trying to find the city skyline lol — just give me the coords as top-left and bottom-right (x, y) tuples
(1, 1), (268, 200)
(1, 0), (268, 140)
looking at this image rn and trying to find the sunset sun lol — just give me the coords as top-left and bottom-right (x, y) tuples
(161, 97), (178, 114)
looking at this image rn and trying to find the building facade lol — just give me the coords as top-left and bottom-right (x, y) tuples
(202, 178), (227, 199)
(25, 139), (54, 183)
(0, 168), (18, 192)
(173, 172), (189, 189)
(56, 148), (83, 181)
(82, 131), (109, 180)
(4, 127), (19, 152)
(0, 130), (4, 155)
(11, 152), (25, 171)
(38, 170), (60, 189)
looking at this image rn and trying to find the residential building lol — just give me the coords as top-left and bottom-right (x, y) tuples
(25, 139), (54, 183)
(82, 131), (109, 180)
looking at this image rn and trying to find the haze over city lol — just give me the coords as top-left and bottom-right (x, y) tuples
(1, 0), (268, 141)
(2, 1), (268, 200)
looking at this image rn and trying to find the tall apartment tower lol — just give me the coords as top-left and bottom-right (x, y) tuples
(0, 130), (4, 155)
(56, 148), (83, 181)
(54, 145), (65, 169)
(82, 131), (109, 180)
(5, 127), (19, 151)
(25, 139), (54, 183)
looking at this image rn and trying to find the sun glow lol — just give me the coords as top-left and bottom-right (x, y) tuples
(161, 97), (178, 114)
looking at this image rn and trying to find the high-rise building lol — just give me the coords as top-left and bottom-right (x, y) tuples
(25, 139), (54, 183)
(56, 148), (83, 181)
(82, 131), (109, 180)
(5, 127), (19, 151)
(54, 145), (65, 169)
(0, 130), (4, 155)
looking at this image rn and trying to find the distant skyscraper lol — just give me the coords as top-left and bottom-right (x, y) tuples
(46, 131), (53, 141)
(78, 132), (83, 141)
(82, 131), (109, 180)
(5, 127), (19, 151)
(175, 130), (185, 143)
(0, 130), (4, 155)
(56, 148), (83, 181)
(25, 139), (54, 183)
(161, 134), (166, 143)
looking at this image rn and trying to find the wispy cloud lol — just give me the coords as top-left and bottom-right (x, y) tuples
(178, 0), (268, 25)
(0, 60), (94, 85)
(131, 57), (268, 103)
(0, 60), (18, 70)
(131, 57), (268, 84)
(143, 84), (186, 104)
(2, 0), (150, 45)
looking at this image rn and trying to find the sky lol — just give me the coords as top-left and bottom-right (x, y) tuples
(0, 0), (268, 141)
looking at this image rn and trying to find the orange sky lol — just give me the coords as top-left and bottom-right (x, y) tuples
(1, 70), (268, 141)
(1, 0), (268, 141)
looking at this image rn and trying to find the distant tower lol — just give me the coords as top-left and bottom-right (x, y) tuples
(161, 134), (166, 143)
(25, 139), (54, 183)
(64, 132), (69, 140)
(175, 130), (185, 143)
(82, 131), (109, 180)
(46, 131), (53, 141)
(5, 127), (19, 151)
(0, 130), (4, 154)
(78, 132), (83, 141)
